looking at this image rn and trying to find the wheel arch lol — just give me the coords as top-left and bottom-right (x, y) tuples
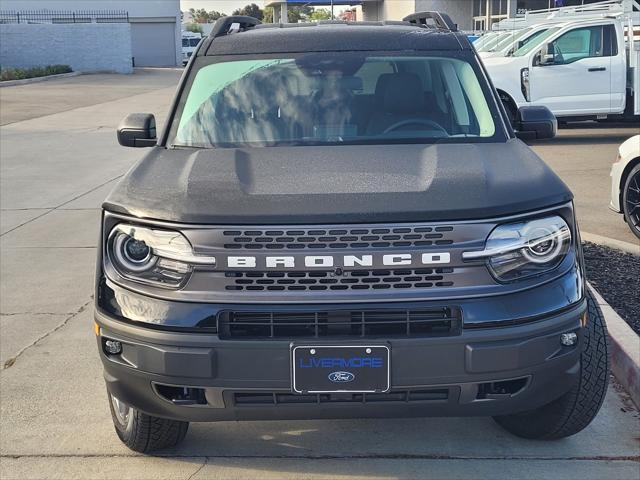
(496, 89), (518, 124)
(619, 156), (640, 209)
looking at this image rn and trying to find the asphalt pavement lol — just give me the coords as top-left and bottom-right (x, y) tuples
(0, 69), (639, 480)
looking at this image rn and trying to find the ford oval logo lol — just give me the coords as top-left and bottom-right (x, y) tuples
(328, 371), (355, 383)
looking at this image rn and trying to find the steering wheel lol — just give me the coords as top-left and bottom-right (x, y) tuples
(383, 119), (447, 135)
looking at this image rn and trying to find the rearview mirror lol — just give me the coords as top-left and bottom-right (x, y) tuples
(514, 106), (557, 140)
(117, 113), (157, 148)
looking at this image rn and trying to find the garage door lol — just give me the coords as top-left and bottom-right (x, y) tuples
(131, 22), (176, 67)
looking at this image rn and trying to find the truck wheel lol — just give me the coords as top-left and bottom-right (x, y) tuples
(493, 288), (609, 439)
(622, 164), (640, 240)
(108, 392), (189, 453)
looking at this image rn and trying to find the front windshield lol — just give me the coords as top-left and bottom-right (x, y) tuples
(512, 27), (561, 56)
(489, 28), (531, 52)
(173, 54), (499, 148)
(473, 32), (498, 50)
(476, 32), (511, 52)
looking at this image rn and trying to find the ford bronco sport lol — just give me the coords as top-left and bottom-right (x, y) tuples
(96, 13), (609, 453)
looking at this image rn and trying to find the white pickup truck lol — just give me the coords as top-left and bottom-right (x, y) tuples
(483, 14), (640, 122)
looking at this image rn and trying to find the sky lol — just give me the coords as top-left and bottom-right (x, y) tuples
(181, 0), (266, 14)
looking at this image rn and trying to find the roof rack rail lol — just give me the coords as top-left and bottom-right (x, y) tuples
(403, 11), (458, 32)
(210, 15), (261, 39)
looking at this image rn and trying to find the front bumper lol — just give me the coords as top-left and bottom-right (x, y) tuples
(96, 297), (586, 422)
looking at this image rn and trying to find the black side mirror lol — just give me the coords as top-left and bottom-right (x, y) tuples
(117, 113), (157, 148)
(514, 106), (557, 141)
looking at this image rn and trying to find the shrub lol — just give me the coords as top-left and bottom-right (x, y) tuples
(0, 65), (72, 82)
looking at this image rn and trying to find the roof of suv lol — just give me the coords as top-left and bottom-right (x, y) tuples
(200, 21), (470, 56)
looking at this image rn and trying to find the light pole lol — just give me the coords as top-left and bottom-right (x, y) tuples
(331, 0), (334, 20)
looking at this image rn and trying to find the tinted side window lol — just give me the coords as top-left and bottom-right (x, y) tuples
(603, 24), (618, 57)
(551, 26), (604, 64)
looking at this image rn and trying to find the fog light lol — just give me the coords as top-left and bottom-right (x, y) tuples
(104, 339), (123, 355)
(560, 332), (578, 346)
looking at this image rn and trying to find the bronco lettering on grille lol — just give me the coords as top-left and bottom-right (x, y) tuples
(227, 253), (451, 268)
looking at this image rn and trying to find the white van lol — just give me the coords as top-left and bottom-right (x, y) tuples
(182, 31), (203, 66)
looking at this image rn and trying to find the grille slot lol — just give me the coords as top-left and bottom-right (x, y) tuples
(223, 226), (455, 250)
(225, 268), (455, 292)
(218, 307), (461, 339)
(233, 389), (450, 405)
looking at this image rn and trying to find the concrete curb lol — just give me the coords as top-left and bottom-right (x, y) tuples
(0, 71), (81, 87)
(582, 232), (640, 256)
(589, 285), (640, 408)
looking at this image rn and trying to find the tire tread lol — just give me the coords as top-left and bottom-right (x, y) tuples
(494, 288), (609, 439)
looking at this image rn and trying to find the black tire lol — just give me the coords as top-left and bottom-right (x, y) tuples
(108, 391), (189, 453)
(493, 288), (609, 439)
(622, 164), (640, 240)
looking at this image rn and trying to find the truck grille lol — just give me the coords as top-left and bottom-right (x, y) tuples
(224, 268), (455, 292)
(222, 226), (455, 250)
(234, 388), (451, 405)
(218, 307), (461, 339)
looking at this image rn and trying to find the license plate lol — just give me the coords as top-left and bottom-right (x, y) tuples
(292, 345), (390, 393)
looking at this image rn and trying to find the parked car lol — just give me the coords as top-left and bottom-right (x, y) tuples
(477, 24), (559, 58)
(98, 13), (609, 453)
(610, 135), (640, 239)
(484, 14), (640, 123)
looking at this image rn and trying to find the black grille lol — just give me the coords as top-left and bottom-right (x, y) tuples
(218, 307), (461, 339)
(234, 389), (450, 405)
(222, 226), (455, 250)
(224, 268), (455, 292)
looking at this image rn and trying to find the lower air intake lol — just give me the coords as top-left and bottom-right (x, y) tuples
(218, 307), (461, 339)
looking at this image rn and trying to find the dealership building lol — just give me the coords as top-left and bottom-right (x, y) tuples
(269, 0), (615, 30)
(0, 0), (181, 72)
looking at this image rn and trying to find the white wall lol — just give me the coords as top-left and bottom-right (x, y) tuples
(0, 0), (180, 19)
(1, 0), (181, 67)
(0, 23), (133, 73)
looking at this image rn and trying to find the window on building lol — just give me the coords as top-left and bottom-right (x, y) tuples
(492, 0), (509, 15)
(473, 0), (486, 17)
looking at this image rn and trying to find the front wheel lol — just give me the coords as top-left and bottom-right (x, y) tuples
(622, 164), (640, 240)
(108, 391), (189, 453)
(493, 288), (609, 439)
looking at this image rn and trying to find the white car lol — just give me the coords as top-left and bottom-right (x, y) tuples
(610, 135), (640, 239)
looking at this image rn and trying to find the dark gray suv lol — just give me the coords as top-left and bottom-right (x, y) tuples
(95, 13), (609, 453)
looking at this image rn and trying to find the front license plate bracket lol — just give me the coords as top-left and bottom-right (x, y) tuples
(292, 345), (390, 394)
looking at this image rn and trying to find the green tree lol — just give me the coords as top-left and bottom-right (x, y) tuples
(185, 22), (203, 33)
(189, 8), (209, 23)
(263, 7), (274, 23)
(188, 7), (226, 23)
(208, 11), (226, 21)
(287, 5), (315, 23)
(309, 8), (332, 21)
(232, 3), (263, 21)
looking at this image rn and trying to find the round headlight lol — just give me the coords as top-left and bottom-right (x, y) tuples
(123, 237), (151, 263)
(523, 226), (563, 263)
(112, 233), (156, 273)
(468, 215), (572, 282)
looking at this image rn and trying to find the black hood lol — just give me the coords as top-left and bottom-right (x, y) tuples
(104, 140), (572, 224)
